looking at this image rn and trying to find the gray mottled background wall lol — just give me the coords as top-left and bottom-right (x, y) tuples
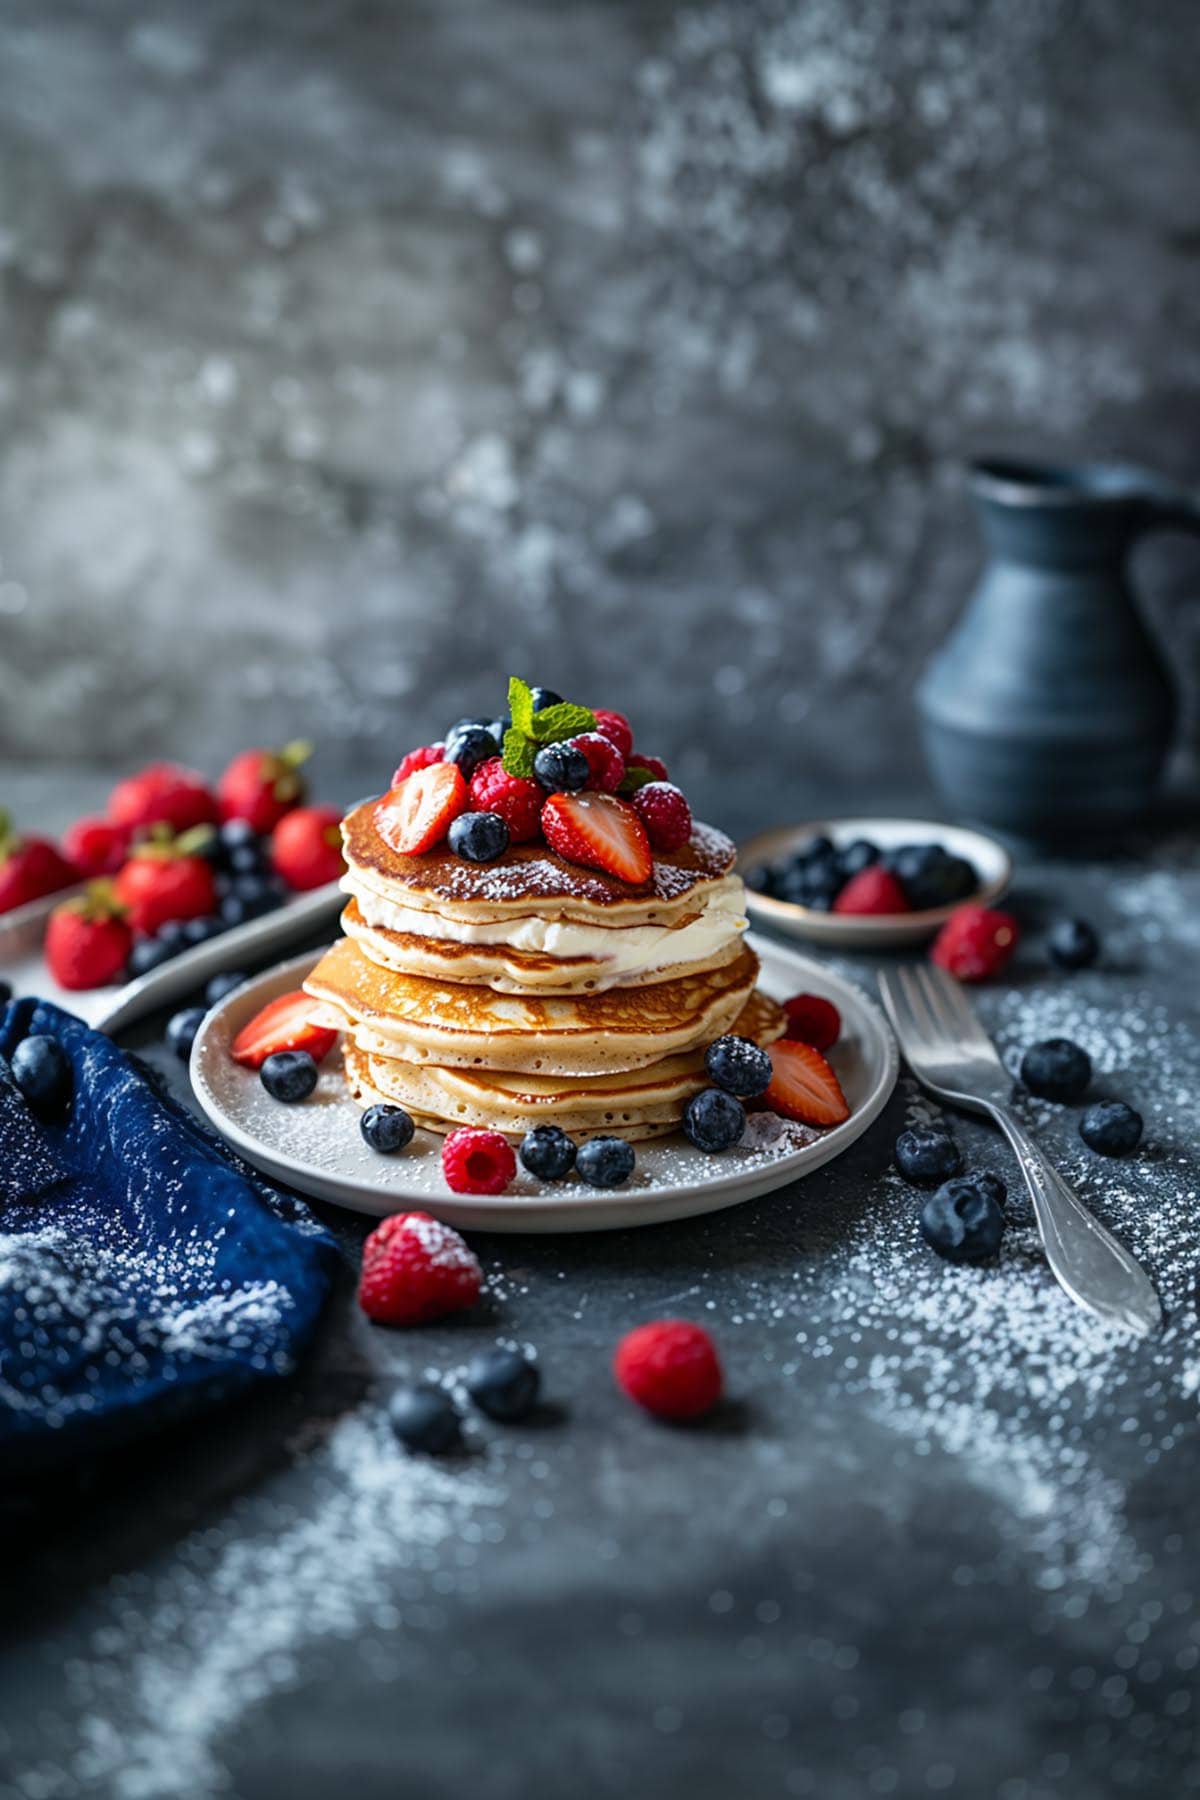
(2, 0), (1199, 822)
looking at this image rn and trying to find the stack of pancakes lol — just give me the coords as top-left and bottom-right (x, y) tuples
(304, 794), (785, 1141)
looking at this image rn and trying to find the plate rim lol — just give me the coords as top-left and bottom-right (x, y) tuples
(190, 933), (899, 1232)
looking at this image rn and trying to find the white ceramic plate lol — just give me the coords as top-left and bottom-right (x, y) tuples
(190, 933), (898, 1234)
(738, 817), (1013, 949)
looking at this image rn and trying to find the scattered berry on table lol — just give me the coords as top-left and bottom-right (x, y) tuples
(591, 708), (634, 758)
(920, 1175), (1007, 1264)
(529, 686), (563, 713)
(970, 1168), (1008, 1212)
(466, 1348), (541, 1422)
(360, 1103), (416, 1154)
(894, 1125), (962, 1186)
(442, 1127), (517, 1195)
(468, 758), (543, 843)
(260, 1049), (319, 1103)
(108, 763), (219, 835)
(533, 741), (590, 794)
(0, 815), (80, 915)
(445, 725), (502, 781)
(388, 1384), (462, 1454)
(833, 866), (910, 916)
(931, 904), (1020, 982)
(45, 887), (132, 991)
(375, 762), (469, 856)
(624, 754), (669, 784)
(391, 743), (445, 786)
(218, 743), (311, 834)
(570, 731), (626, 793)
(519, 1124), (577, 1181)
(781, 993), (841, 1052)
(1020, 1037), (1092, 1103)
(205, 970), (247, 1008)
(705, 1034), (772, 1098)
(62, 816), (131, 877)
(631, 782), (692, 853)
(270, 806), (345, 891)
(683, 1087), (746, 1152)
(11, 1035), (72, 1118)
(358, 1209), (483, 1325)
(113, 840), (217, 936)
(575, 1135), (637, 1188)
(541, 792), (652, 884)
(448, 810), (510, 863)
(166, 1006), (207, 1062)
(1080, 1100), (1143, 1157)
(614, 1320), (723, 1421)
(231, 991), (338, 1069)
(764, 1039), (850, 1127)
(1048, 917), (1100, 971)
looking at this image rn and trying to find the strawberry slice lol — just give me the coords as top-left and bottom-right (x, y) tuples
(231, 991), (338, 1069)
(541, 791), (652, 885)
(374, 764), (468, 856)
(764, 1039), (850, 1128)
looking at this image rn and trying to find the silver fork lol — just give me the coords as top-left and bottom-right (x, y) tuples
(878, 963), (1162, 1337)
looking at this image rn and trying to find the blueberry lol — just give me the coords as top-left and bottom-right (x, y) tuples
(970, 1168), (1008, 1212)
(745, 865), (773, 894)
(129, 936), (180, 979)
(219, 895), (251, 927)
(360, 1102), (415, 1153)
(10, 1035), (72, 1119)
(0, 979), (13, 1006)
(228, 841), (268, 876)
(465, 1348), (540, 1422)
(532, 742), (589, 793)
(166, 1006), (206, 1062)
(519, 1124), (577, 1181)
(219, 818), (260, 855)
(389, 1384), (461, 1454)
(1020, 1038), (1091, 1103)
(260, 1049), (319, 1103)
(445, 726), (500, 778)
(575, 1135), (636, 1188)
(705, 1035), (772, 1098)
(221, 879), (279, 922)
(904, 852), (978, 911)
(445, 714), (494, 745)
(683, 1087), (747, 1153)
(1080, 1100), (1143, 1157)
(529, 686), (563, 713)
(205, 970), (247, 1008)
(1048, 918), (1100, 971)
(182, 914), (225, 945)
(489, 717), (511, 747)
(920, 1176), (1007, 1264)
(158, 920), (191, 949)
(800, 834), (836, 863)
(448, 810), (510, 863)
(838, 839), (879, 879)
(894, 1125), (962, 1186)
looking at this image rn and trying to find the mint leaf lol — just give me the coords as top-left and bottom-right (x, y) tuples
(618, 764), (657, 794)
(529, 701), (596, 744)
(508, 676), (535, 738)
(502, 727), (537, 780)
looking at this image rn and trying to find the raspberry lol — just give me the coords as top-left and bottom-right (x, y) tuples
(782, 993), (841, 1051)
(613, 1320), (723, 1421)
(626, 754), (669, 783)
(357, 1210), (483, 1326)
(467, 757), (543, 842)
(570, 732), (625, 793)
(832, 866), (909, 915)
(391, 743), (444, 786)
(442, 1127), (517, 1195)
(630, 781), (692, 853)
(591, 708), (634, 759)
(931, 904), (1020, 982)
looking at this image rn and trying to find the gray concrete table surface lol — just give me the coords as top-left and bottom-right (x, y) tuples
(2, 768), (1200, 1800)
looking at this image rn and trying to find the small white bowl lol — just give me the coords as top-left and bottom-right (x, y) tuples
(738, 817), (1013, 949)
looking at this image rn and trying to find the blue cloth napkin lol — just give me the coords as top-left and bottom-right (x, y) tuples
(0, 997), (339, 1475)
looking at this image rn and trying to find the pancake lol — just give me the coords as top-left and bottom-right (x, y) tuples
(304, 934), (762, 1075)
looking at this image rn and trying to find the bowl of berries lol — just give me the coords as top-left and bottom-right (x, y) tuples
(738, 818), (1013, 949)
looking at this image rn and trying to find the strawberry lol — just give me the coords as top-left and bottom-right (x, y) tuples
(45, 883), (132, 990)
(218, 742), (312, 833)
(63, 816), (131, 877)
(112, 833), (217, 935)
(570, 731), (626, 793)
(541, 792), (653, 885)
(231, 991), (338, 1069)
(374, 763), (469, 856)
(631, 781), (692, 852)
(270, 805), (346, 891)
(107, 763), (218, 834)
(931, 905), (1020, 983)
(0, 813), (79, 915)
(781, 993), (841, 1051)
(833, 866), (910, 916)
(591, 708), (634, 759)
(391, 743), (445, 786)
(468, 757), (543, 843)
(764, 1039), (850, 1128)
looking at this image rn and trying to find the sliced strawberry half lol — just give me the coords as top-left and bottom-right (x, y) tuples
(231, 991), (338, 1069)
(374, 763), (468, 856)
(541, 791), (652, 885)
(764, 1039), (850, 1128)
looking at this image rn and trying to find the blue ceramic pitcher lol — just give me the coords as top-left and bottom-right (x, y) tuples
(918, 458), (1200, 839)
